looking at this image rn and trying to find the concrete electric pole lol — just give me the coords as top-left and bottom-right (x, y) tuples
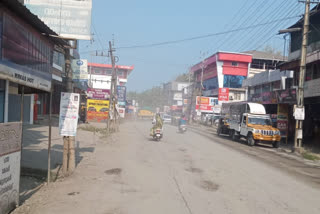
(108, 41), (119, 132)
(294, 0), (311, 152)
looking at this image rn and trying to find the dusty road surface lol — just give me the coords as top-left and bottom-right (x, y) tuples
(13, 121), (320, 214)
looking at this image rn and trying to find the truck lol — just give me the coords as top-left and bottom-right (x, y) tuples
(219, 102), (281, 148)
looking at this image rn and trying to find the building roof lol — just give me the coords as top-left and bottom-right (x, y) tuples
(288, 4), (320, 29)
(2, 0), (68, 47)
(88, 62), (134, 71)
(242, 50), (286, 61)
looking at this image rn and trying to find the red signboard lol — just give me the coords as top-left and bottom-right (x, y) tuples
(218, 88), (229, 101)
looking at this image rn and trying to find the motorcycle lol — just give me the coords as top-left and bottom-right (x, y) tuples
(153, 128), (163, 141)
(179, 124), (187, 133)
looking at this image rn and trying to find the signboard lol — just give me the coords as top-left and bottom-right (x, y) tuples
(173, 92), (183, 101)
(117, 86), (126, 106)
(71, 59), (88, 81)
(183, 99), (188, 105)
(0, 122), (22, 214)
(277, 104), (289, 138)
(86, 99), (109, 122)
(89, 75), (112, 90)
(59, 93), (80, 136)
(86, 88), (110, 100)
(218, 88), (229, 101)
(0, 64), (51, 92)
(275, 89), (296, 104)
(25, 0), (92, 40)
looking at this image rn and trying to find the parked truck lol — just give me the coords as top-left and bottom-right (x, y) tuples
(219, 102), (281, 148)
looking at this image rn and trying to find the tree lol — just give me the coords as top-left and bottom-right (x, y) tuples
(262, 45), (283, 57)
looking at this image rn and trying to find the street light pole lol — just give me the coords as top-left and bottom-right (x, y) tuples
(294, 0), (310, 152)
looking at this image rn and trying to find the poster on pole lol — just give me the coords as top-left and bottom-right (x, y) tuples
(0, 122), (22, 214)
(59, 93), (80, 136)
(25, 0), (92, 40)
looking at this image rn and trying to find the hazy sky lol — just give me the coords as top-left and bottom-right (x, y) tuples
(80, 0), (305, 92)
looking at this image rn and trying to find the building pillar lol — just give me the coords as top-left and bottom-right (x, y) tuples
(30, 94), (34, 125)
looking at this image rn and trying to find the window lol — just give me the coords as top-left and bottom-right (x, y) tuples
(271, 81), (281, 91)
(243, 116), (247, 125)
(223, 75), (246, 88)
(262, 83), (271, 92)
(234, 92), (241, 100)
(203, 77), (218, 91)
(312, 63), (320, 79)
(231, 62), (238, 66)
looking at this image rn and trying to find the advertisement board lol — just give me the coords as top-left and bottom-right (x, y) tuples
(117, 86), (126, 106)
(86, 99), (109, 122)
(89, 75), (112, 90)
(218, 88), (229, 101)
(173, 92), (183, 101)
(25, 0), (92, 40)
(0, 122), (22, 214)
(86, 88), (110, 100)
(195, 96), (218, 113)
(71, 59), (88, 81)
(277, 104), (289, 138)
(118, 107), (125, 118)
(59, 93), (80, 136)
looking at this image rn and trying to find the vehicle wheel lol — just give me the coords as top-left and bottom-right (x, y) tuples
(247, 133), (255, 146)
(232, 131), (239, 141)
(217, 128), (221, 136)
(273, 141), (280, 148)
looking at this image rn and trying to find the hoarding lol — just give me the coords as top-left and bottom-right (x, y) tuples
(0, 122), (22, 214)
(71, 59), (88, 81)
(59, 93), (80, 136)
(195, 96), (219, 113)
(87, 99), (109, 122)
(25, 0), (92, 40)
(86, 88), (110, 100)
(277, 104), (289, 138)
(89, 75), (111, 90)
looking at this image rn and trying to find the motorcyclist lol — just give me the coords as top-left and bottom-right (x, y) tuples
(179, 114), (187, 128)
(150, 113), (163, 136)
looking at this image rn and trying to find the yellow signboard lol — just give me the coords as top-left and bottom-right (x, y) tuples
(87, 99), (109, 122)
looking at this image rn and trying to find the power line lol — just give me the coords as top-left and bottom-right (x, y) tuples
(245, 2), (301, 52)
(214, 0), (271, 52)
(237, 0), (298, 52)
(79, 15), (301, 54)
(231, 0), (291, 52)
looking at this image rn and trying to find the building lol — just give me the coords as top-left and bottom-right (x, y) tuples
(86, 62), (134, 121)
(242, 69), (295, 143)
(279, 5), (320, 145)
(190, 51), (252, 110)
(163, 81), (190, 114)
(242, 50), (286, 78)
(0, 0), (67, 124)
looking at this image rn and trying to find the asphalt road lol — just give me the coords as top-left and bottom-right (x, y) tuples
(13, 121), (320, 214)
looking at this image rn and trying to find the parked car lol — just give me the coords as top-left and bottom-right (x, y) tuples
(162, 114), (172, 124)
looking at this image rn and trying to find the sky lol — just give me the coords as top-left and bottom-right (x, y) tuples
(79, 0), (305, 92)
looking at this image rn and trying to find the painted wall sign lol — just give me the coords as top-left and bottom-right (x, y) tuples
(0, 122), (22, 214)
(59, 93), (80, 136)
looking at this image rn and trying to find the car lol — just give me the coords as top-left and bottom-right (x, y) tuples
(162, 114), (172, 124)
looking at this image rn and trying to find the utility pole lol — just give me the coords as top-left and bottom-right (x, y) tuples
(294, 0), (310, 152)
(62, 48), (75, 175)
(108, 41), (118, 132)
